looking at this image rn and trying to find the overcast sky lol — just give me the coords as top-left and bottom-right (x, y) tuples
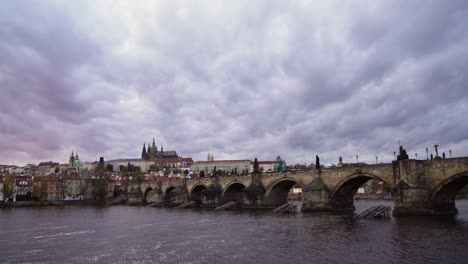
(1, 0), (468, 166)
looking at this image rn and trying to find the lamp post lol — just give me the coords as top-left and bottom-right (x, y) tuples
(376, 156), (378, 164)
(394, 151), (396, 160)
(415, 153), (418, 160)
(426, 148), (429, 160)
(356, 155), (359, 164)
(449, 149), (452, 158)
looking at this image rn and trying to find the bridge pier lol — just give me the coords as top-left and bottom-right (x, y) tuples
(145, 189), (163, 204)
(392, 187), (434, 216)
(128, 188), (143, 205)
(302, 178), (333, 212)
(391, 159), (460, 216)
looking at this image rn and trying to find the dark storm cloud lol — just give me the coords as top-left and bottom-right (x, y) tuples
(0, 0), (467, 165)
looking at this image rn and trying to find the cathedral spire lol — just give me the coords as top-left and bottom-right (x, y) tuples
(152, 138), (156, 148)
(142, 142), (147, 160)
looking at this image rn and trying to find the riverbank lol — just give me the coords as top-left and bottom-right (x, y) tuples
(0, 200), (104, 208)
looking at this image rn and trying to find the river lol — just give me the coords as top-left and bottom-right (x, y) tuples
(1, 200), (468, 264)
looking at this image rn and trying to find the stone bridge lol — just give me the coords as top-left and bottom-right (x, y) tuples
(123, 157), (468, 216)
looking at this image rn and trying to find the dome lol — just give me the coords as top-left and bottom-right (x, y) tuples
(74, 159), (83, 166)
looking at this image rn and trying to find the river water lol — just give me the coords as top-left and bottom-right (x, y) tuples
(1, 200), (468, 264)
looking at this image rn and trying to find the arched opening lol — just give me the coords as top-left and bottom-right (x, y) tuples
(143, 187), (152, 204)
(330, 174), (390, 211)
(222, 182), (246, 204)
(432, 172), (468, 214)
(190, 185), (207, 205)
(266, 179), (298, 206)
(164, 186), (176, 206)
(288, 183), (303, 201)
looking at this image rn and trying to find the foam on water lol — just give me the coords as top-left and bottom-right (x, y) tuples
(33, 230), (95, 239)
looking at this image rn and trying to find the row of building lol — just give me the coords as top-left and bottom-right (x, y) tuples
(0, 171), (115, 203)
(0, 139), (289, 202)
(71, 139), (288, 175)
(1, 139), (288, 177)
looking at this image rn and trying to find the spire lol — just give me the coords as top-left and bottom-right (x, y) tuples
(207, 152), (210, 161)
(142, 142), (147, 160)
(161, 144), (163, 153)
(75, 151), (79, 160)
(152, 138), (156, 148)
(69, 150), (75, 164)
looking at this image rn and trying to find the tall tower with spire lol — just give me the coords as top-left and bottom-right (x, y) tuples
(146, 138), (159, 160)
(141, 143), (148, 160)
(69, 150), (75, 167)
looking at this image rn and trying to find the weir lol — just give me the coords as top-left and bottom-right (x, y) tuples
(273, 203), (297, 214)
(214, 201), (237, 211)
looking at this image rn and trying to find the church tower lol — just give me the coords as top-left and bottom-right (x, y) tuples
(141, 143), (148, 160)
(69, 150), (75, 167)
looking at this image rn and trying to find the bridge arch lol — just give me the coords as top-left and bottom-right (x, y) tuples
(431, 171), (468, 214)
(330, 172), (391, 210)
(143, 187), (153, 204)
(222, 181), (247, 204)
(265, 177), (299, 206)
(189, 184), (207, 205)
(163, 186), (176, 205)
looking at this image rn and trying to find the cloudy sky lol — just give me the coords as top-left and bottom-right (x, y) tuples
(1, 0), (467, 166)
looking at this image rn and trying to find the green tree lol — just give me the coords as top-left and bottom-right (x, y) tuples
(92, 178), (108, 203)
(32, 176), (48, 203)
(106, 164), (113, 172)
(149, 164), (157, 172)
(2, 172), (15, 203)
(126, 162), (134, 172)
(95, 161), (106, 179)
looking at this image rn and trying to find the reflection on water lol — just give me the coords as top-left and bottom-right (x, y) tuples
(1, 200), (468, 264)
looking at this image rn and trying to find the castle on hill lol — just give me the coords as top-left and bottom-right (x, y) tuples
(141, 138), (178, 160)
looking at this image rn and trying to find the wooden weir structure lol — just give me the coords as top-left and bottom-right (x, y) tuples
(273, 203), (298, 214)
(356, 205), (392, 219)
(214, 201), (237, 211)
(177, 201), (195, 208)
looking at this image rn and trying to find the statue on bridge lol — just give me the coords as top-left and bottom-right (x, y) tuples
(338, 156), (343, 164)
(397, 145), (409, 161)
(253, 158), (260, 174)
(316, 155), (320, 170)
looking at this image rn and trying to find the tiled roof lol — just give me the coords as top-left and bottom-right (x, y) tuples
(195, 160), (251, 164)
(107, 158), (143, 162)
(255, 161), (275, 164)
(155, 157), (194, 163)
